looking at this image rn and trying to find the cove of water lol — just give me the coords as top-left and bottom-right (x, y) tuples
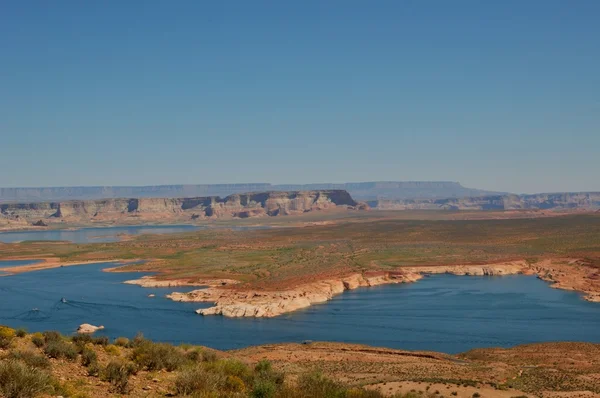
(0, 263), (599, 353)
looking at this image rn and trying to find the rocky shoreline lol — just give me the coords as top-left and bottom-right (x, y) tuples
(163, 259), (600, 318)
(3, 255), (598, 316)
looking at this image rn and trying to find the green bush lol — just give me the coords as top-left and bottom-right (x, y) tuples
(0, 360), (51, 398)
(87, 361), (100, 377)
(71, 333), (93, 346)
(43, 340), (78, 360)
(131, 341), (188, 371)
(15, 328), (27, 338)
(42, 330), (62, 344)
(92, 336), (109, 346)
(254, 359), (284, 386)
(81, 347), (97, 367)
(8, 350), (51, 369)
(102, 360), (136, 394)
(252, 379), (277, 398)
(31, 333), (44, 348)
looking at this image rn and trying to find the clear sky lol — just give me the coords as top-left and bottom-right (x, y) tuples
(1, 1), (598, 194)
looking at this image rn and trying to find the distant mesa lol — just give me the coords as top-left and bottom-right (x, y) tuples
(0, 181), (502, 202)
(0, 190), (366, 226)
(369, 192), (600, 211)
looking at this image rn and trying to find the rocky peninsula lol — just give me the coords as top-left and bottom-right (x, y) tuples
(165, 259), (600, 318)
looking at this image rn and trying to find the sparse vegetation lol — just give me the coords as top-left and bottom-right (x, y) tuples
(80, 347), (97, 367)
(131, 340), (188, 371)
(102, 360), (136, 394)
(0, 360), (51, 398)
(0, 327), (599, 397)
(43, 340), (78, 360)
(8, 350), (50, 369)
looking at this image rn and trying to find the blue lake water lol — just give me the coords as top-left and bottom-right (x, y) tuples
(0, 225), (201, 243)
(0, 262), (599, 353)
(0, 259), (44, 268)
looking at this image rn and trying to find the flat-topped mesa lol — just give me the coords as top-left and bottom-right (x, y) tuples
(370, 192), (600, 210)
(166, 262), (531, 318)
(0, 190), (366, 225)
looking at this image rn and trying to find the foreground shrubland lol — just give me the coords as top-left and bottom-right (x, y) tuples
(0, 326), (412, 398)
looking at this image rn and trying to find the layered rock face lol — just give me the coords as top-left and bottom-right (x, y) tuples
(0, 190), (363, 225)
(370, 192), (600, 211)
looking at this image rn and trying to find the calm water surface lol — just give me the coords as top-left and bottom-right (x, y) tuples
(0, 225), (201, 243)
(0, 263), (599, 353)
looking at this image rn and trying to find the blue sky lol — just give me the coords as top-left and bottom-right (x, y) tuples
(1, 1), (598, 193)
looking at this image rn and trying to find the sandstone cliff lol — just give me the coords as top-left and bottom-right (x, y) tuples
(0, 190), (363, 226)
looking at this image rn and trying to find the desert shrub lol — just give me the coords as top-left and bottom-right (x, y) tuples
(255, 360), (272, 373)
(87, 361), (100, 377)
(225, 375), (247, 393)
(0, 335), (12, 349)
(208, 359), (251, 381)
(114, 337), (129, 347)
(202, 349), (218, 362)
(472, 393), (481, 398)
(130, 332), (146, 348)
(0, 360), (51, 398)
(0, 326), (15, 349)
(92, 336), (109, 346)
(42, 330), (62, 344)
(104, 344), (120, 356)
(131, 341), (188, 371)
(31, 333), (44, 348)
(8, 350), (51, 369)
(15, 328), (27, 338)
(81, 347), (97, 367)
(251, 379), (277, 398)
(102, 360), (136, 394)
(185, 348), (202, 362)
(295, 371), (346, 398)
(0, 326), (16, 339)
(174, 366), (224, 396)
(44, 340), (78, 360)
(254, 359), (284, 386)
(71, 333), (93, 346)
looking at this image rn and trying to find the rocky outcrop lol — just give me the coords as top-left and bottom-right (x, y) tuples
(0, 190), (365, 226)
(165, 260), (600, 318)
(370, 192), (600, 211)
(167, 263), (527, 318)
(77, 324), (104, 334)
(167, 272), (422, 318)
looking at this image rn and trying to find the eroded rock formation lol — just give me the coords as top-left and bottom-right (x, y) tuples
(0, 190), (365, 226)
